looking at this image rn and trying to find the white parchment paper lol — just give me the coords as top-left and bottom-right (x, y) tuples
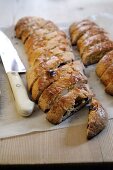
(0, 13), (113, 139)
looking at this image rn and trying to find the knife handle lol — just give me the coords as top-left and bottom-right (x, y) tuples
(7, 72), (35, 117)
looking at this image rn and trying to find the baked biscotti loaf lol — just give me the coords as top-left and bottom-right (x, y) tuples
(15, 16), (92, 119)
(15, 17), (108, 139)
(70, 19), (113, 96)
(69, 19), (113, 66)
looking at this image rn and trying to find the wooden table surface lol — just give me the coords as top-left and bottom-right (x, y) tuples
(0, 0), (113, 165)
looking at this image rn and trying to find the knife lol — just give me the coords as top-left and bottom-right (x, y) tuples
(0, 30), (35, 116)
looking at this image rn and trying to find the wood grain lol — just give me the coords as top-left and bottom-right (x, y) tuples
(0, 124), (104, 164)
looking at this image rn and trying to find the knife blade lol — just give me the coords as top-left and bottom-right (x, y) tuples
(0, 30), (35, 116)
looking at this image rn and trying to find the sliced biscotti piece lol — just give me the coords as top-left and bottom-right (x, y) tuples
(69, 19), (96, 34)
(96, 50), (113, 78)
(15, 16), (59, 43)
(82, 41), (113, 66)
(70, 25), (99, 45)
(31, 61), (87, 101)
(15, 17), (35, 29)
(100, 63), (113, 86)
(21, 24), (45, 43)
(46, 85), (92, 124)
(28, 44), (72, 65)
(15, 16), (38, 36)
(42, 21), (59, 31)
(77, 28), (106, 49)
(87, 98), (108, 139)
(21, 21), (59, 43)
(21, 26), (49, 43)
(15, 17), (47, 38)
(69, 19), (91, 34)
(105, 80), (113, 95)
(78, 34), (109, 56)
(24, 29), (50, 50)
(69, 20), (97, 44)
(27, 34), (69, 56)
(24, 30), (66, 52)
(15, 16), (45, 30)
(26, 52), (75, 91)
(38, 70), (88, 112)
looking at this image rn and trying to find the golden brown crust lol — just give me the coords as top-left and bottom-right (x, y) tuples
(46, 86), (92, 124)
(28, 45), (72, 66)
(21, 24), (42, 43)
(15, 17), (45, 29)
(96, 50), (113, 78)
(69, 19), (113, 96)
(70, 25), (99, 45)
(15, 17), (59, 47)
(100, 63), (113, 86)
(78, 34), (109, 56)
(15, 16), (38, 30)
(42, 21), (59, 31)
(24, 30), (66, 51)
(26, 51), (75, 92)
(69, 19), (105, 46)
(26, 55), (59, 91)
(69, 19), (96, 35)
(15, 17), (47, 38)
(82, 41), (113, 66)
(38, 70), (88, 112)
(31, 61), (87, 101)
(22, 22), (58, 43)
(87, 98), (108, 139)
(27, 35), (69, 56)
(105, 80), (113, 95)
(77, 28), (105, 48)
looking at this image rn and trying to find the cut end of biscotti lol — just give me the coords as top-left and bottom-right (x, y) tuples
(86, 98), (108, 140)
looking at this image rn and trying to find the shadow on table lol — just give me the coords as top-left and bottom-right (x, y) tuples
(64, 124), (87, 147)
